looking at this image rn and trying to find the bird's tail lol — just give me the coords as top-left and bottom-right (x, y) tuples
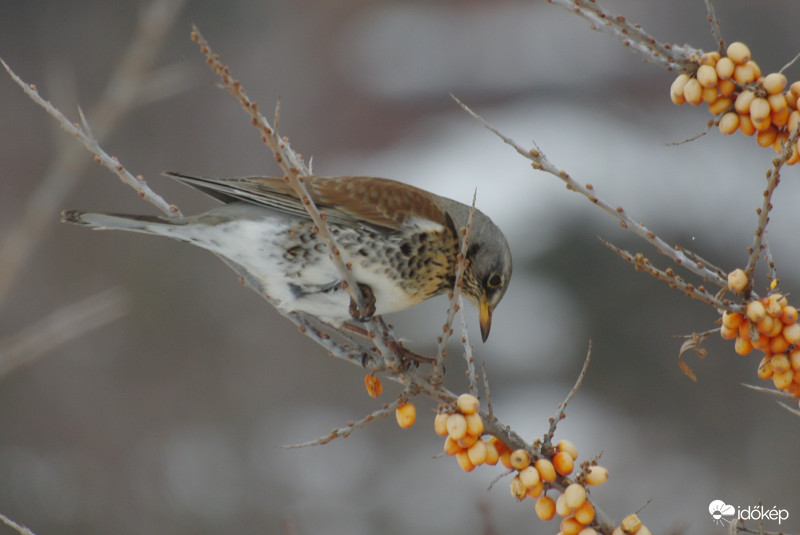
(60, 210), (182, 233)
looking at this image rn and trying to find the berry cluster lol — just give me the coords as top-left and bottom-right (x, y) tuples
(722, 269), (800, 402)
(435, 394), (610, 534)
(670, 42), (800, 163)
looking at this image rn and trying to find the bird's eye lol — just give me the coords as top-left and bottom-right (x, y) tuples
(486, 272), (503, 289)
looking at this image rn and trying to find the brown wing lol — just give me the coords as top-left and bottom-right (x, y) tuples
(165, 173), (449, 232)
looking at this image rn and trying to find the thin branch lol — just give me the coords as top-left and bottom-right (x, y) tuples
(0, 289), (128, 378)
(703, 0), (725, 52)
(542, 342), (592, 453)
(0, 513), (37, 535)
(458, 296), (478, 394)
(282, 396), (406, 448)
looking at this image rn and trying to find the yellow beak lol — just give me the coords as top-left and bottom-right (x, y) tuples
(479, 296), (493, 342)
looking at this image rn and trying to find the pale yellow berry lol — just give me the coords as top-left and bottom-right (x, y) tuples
(670, 73), (690, 104)
(718, 112), (739, 135)
(464, 412), (484, 437)
(510, 448), (531, 470)
(747, 60), (762, 79)
(785, 324), (800, 345)
(734, 90), (756, 114)
(519, 466), (541, 488)
(445, 413), (467, 440)
(750, 97), (772, 131)
(697, 64), (718, 88)
(395, 402), (416, 429)
(709, 96), (733, 115)
(790, 349), (800, 371)
(564, 483), (587, 510)
(788, 110), (800, 133)
(733, 63), (757, 84)
(456, 393), (480, 415)
(727, 42), (751, 64)
(578, 529), (599, 535)
(715, 56), (735, 78)
(791, 81), (800, 100)
(556, 439), (579, 460)
(433, 412), (449, 437)
(683, 78), (703, 106)
(535, 458), (557, 482)
(510, 475), (527, 500)
(621, 513), (643, 534)
(746, 300), (767, 323)
(555, 493), (571, 516)
(574, 500), (596, 525)
(702, 87), (718, 103)
(766, 294), (784, 316)
(553, 451), (575, 476)
(768, 93), (788, 115)
(535, 496), (556, 521)
(456, 433), (478, 449)
(773, 369), (794, 390)
(701, 51), (721, 66)
(443, 435), (461, 456)
(727, 268), (748, 292)
(467, 438), (488, 465)
(771, 353), (791, 373)
(637, 526), (652, 535)
(764, 73), (788, 95)
(585, 465), (609, 486)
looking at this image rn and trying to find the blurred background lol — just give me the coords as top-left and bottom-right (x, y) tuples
(1, 1), (800, 534)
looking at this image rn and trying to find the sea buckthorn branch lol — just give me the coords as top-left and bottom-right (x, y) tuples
(450, 94), (731, 294)
(458, 297), (479, 394)
(703, 0), (724, 53)
(546, 0), (702, 72)
(189, 25), (401, 368)
(542, 343), (592, 454)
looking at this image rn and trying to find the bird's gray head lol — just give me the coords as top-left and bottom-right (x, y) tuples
(445, 202), (512, 342)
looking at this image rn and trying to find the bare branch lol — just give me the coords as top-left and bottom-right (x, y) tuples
(703, 0), (725, 52)
(0, 513), (37, 535)
(542, 342), (592, 453)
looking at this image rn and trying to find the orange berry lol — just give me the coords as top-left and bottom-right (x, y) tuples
(457, 433), (478, 449)
(585, 465), (609, 486)
(756, 127), (778, 148)
(746, 300), (767, 323)
(578, 529), (599, 535)
(701, 51), (721, 66)
(772, 105), (790, 128)
(727, 42), (751, 64)
(789, 349), (800, 371)
(535, 458), (557, 482)
(434, 412), (449, 437)
(757, 356), (773, 380)
(526, 481), (543, 499)
(489, 436), (510, 455)
(784, 323), (800, 344)
(771, 353), (791, 374)
(709, 97), (733, 115)
(697, 64), (718, 88)
(484, 439), (499, 465)
(750, 98), (772, 131)
(718, 112), (739, 135)
(739, 113), (756, 136)
(780, 306), (798, 325)
(716, 56), (735, 78)
(789, 111), (800, 133)
(719, 324), (737, 340)
(564, 483), (587, 510)
(456, 393), (480, 415)
(791, 81), (800, 100)
(734, 63), (757, 84)
(443, 435), (462, 456)
(445, 413), (467, 440)
(519, 466), (541, 488)
(718, 78), (736, 97)
(770, 335), (790, 355)
(702, 87), (718, 104)
(722, 311), (744, 329)
(535, 496), (557, 521)
(464, 412), (484, 437)
(756, 314), (775, 334)
(769, 93), (789, 115)
(364, 374), (383, 397)
(467, 438), (488, 465)
(734, 336), (753, 356)
(727, 268), (748, 292)
(499, 450), (513, 469)
(395, 402), (416, 429)
(556, 439), (579, 460)
(560, 517), (584, 535)
(510, 476), (527, 500)
(510, 449), (531, 470)
(574, 500), (596, 525)
(553, 451), (575, 476)
(735, 90), (756, 114)
(456, 450), (476, 472)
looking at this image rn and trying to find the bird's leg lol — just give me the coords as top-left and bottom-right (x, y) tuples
(348, 282), (377, 322)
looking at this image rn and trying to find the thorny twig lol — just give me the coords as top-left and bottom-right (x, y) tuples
(703, 0), (725, 53)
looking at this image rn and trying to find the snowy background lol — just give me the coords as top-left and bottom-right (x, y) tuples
(1, 1), (799, 534)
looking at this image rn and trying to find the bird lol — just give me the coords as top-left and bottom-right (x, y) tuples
(61, 173), (512, 341)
